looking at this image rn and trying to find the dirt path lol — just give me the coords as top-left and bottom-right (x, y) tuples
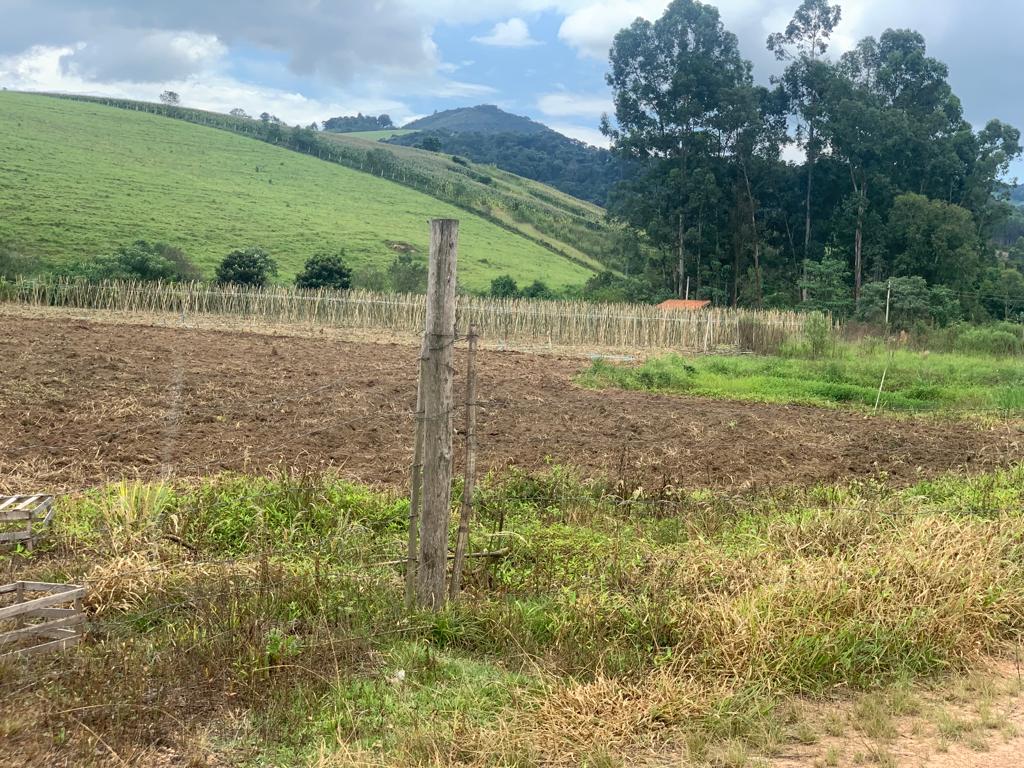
(1, 314), (1021, 493)
(769, 663), (1024, 768)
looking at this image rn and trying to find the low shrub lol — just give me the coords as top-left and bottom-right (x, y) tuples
(57, 240), (201, 282)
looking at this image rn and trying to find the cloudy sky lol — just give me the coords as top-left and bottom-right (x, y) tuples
(1, 0), (1020, 173)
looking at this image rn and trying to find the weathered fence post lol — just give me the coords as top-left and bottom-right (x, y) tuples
(405, 344), (426, 608)
(416, 219), (459, 610)
(449, 325), (479, 601)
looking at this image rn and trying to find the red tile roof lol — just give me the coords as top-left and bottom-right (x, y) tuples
(657, 299), (711, 311)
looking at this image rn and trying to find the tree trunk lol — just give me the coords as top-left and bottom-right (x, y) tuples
(677, 212), (686, 298)
(850, 166), (866, 302)
(741, 162), (763, 307)
(801, 129), (816, 303)
(854, 214), (863, 301)
(696, 206), (704, 297)
(732, 241), (740, 308)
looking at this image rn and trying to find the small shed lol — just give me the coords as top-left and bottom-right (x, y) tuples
(657, 299), (711, 311)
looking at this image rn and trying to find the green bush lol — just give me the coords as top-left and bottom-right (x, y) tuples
(59, 240), (200, 282)
(387, 253), (427, 294)
(294, 251), (352, 291)
(0, 243), (37, 279)
(952, 324), (1023, 356)
(489, 275), (520, 299)
(522, 280), (554, 299)
(216, 246), (277, 287)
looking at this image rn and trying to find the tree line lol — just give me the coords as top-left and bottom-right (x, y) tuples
(599, 0), (1024, 323)
(321, 114), (394, 133)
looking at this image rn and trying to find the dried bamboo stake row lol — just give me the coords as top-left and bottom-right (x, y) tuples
(449, 325), (479, 601)
(0, 495), (55, 552)
(0, 278), (826, 352)
(0, 582), (86, 658)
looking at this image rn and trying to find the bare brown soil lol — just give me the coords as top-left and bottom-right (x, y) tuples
(1, 313), (1021, 494)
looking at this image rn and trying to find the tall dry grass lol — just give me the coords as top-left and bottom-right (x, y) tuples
(6, 466), (1022, 766)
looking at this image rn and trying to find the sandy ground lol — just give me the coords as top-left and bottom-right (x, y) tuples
(769, 662), (1024, 768)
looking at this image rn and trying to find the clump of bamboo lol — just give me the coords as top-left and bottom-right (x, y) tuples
(0, 278), (829, 351)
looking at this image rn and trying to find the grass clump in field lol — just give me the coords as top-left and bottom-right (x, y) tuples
(3, 464), (1024, 766)
(580, 343), (1024, 416)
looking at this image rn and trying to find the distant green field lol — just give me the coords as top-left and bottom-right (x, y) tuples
(582, 346), (1024, 416)
(0, 93), (599, 291)
(342, 129), (416, 141)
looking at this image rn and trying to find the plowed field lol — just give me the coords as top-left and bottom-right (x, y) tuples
(2, 315), (1021, 494)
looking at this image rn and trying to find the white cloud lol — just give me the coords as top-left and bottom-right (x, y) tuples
(428, 79), (498, 98)
(0, 44), (416, 128)
(537, 90), (610, 117)
(60, 30), (226, 83)
(472, 18), (540, 47)
(547, 122), (608, 147)
(0, 1), (441, 84)
(557, 1), (669, 59)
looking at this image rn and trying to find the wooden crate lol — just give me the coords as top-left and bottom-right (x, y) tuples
(0, 495), (55, 551)
(0, 581), (86, 658)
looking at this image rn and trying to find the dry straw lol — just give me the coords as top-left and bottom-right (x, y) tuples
(1, 278), (824, 352)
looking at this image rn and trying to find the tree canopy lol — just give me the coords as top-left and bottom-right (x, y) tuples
(215, 247), (278, 287)
(600, 0), (1023, 323)
(295, 251), (352, 291)
(321, 114), (393, 133)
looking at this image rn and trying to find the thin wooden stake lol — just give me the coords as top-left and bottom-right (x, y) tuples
(450, 325), (479, 601)
(404, 341), (426, 608)
(416, 219), (459, 610)
(884, 279), (892, 329)
(874, 365), (889, 413)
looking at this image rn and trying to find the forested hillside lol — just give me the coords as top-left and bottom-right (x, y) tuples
(389, 128), (621, 206)
(392, 105), (621, 205)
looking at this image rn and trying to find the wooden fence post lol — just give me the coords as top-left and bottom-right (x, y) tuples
(405, 343), (426, 608)
(416, 220), (459, 610)
(449, 325), (479, 600)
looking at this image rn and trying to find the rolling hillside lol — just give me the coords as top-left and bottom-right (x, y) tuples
(394, 105), (621, 204)
(0, 92), (605, 291)
(403, 105), (550, 135)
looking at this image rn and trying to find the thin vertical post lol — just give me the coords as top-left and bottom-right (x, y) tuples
(404, 342), (426, 608)
(15, 581), (24, 629)
(884, 279), (892, 329)
(450, 326), (479, 601)
(416, 219), (459, 610)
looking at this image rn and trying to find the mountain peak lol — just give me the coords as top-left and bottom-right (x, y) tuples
(402, 105), (550, 136)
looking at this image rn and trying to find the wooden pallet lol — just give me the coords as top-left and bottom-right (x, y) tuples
(0, 495), (55, 551)
(0, 582), (86, 658)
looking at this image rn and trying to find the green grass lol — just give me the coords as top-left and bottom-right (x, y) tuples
(0, 92), (599, 291)
(580, 345), (1024, 416)
(341, 129), (417, 141)
(4, 463), (1024, 765)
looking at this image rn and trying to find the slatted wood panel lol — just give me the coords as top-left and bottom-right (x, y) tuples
(0, 582), (86, 658)
(0, 495), (55, 552)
